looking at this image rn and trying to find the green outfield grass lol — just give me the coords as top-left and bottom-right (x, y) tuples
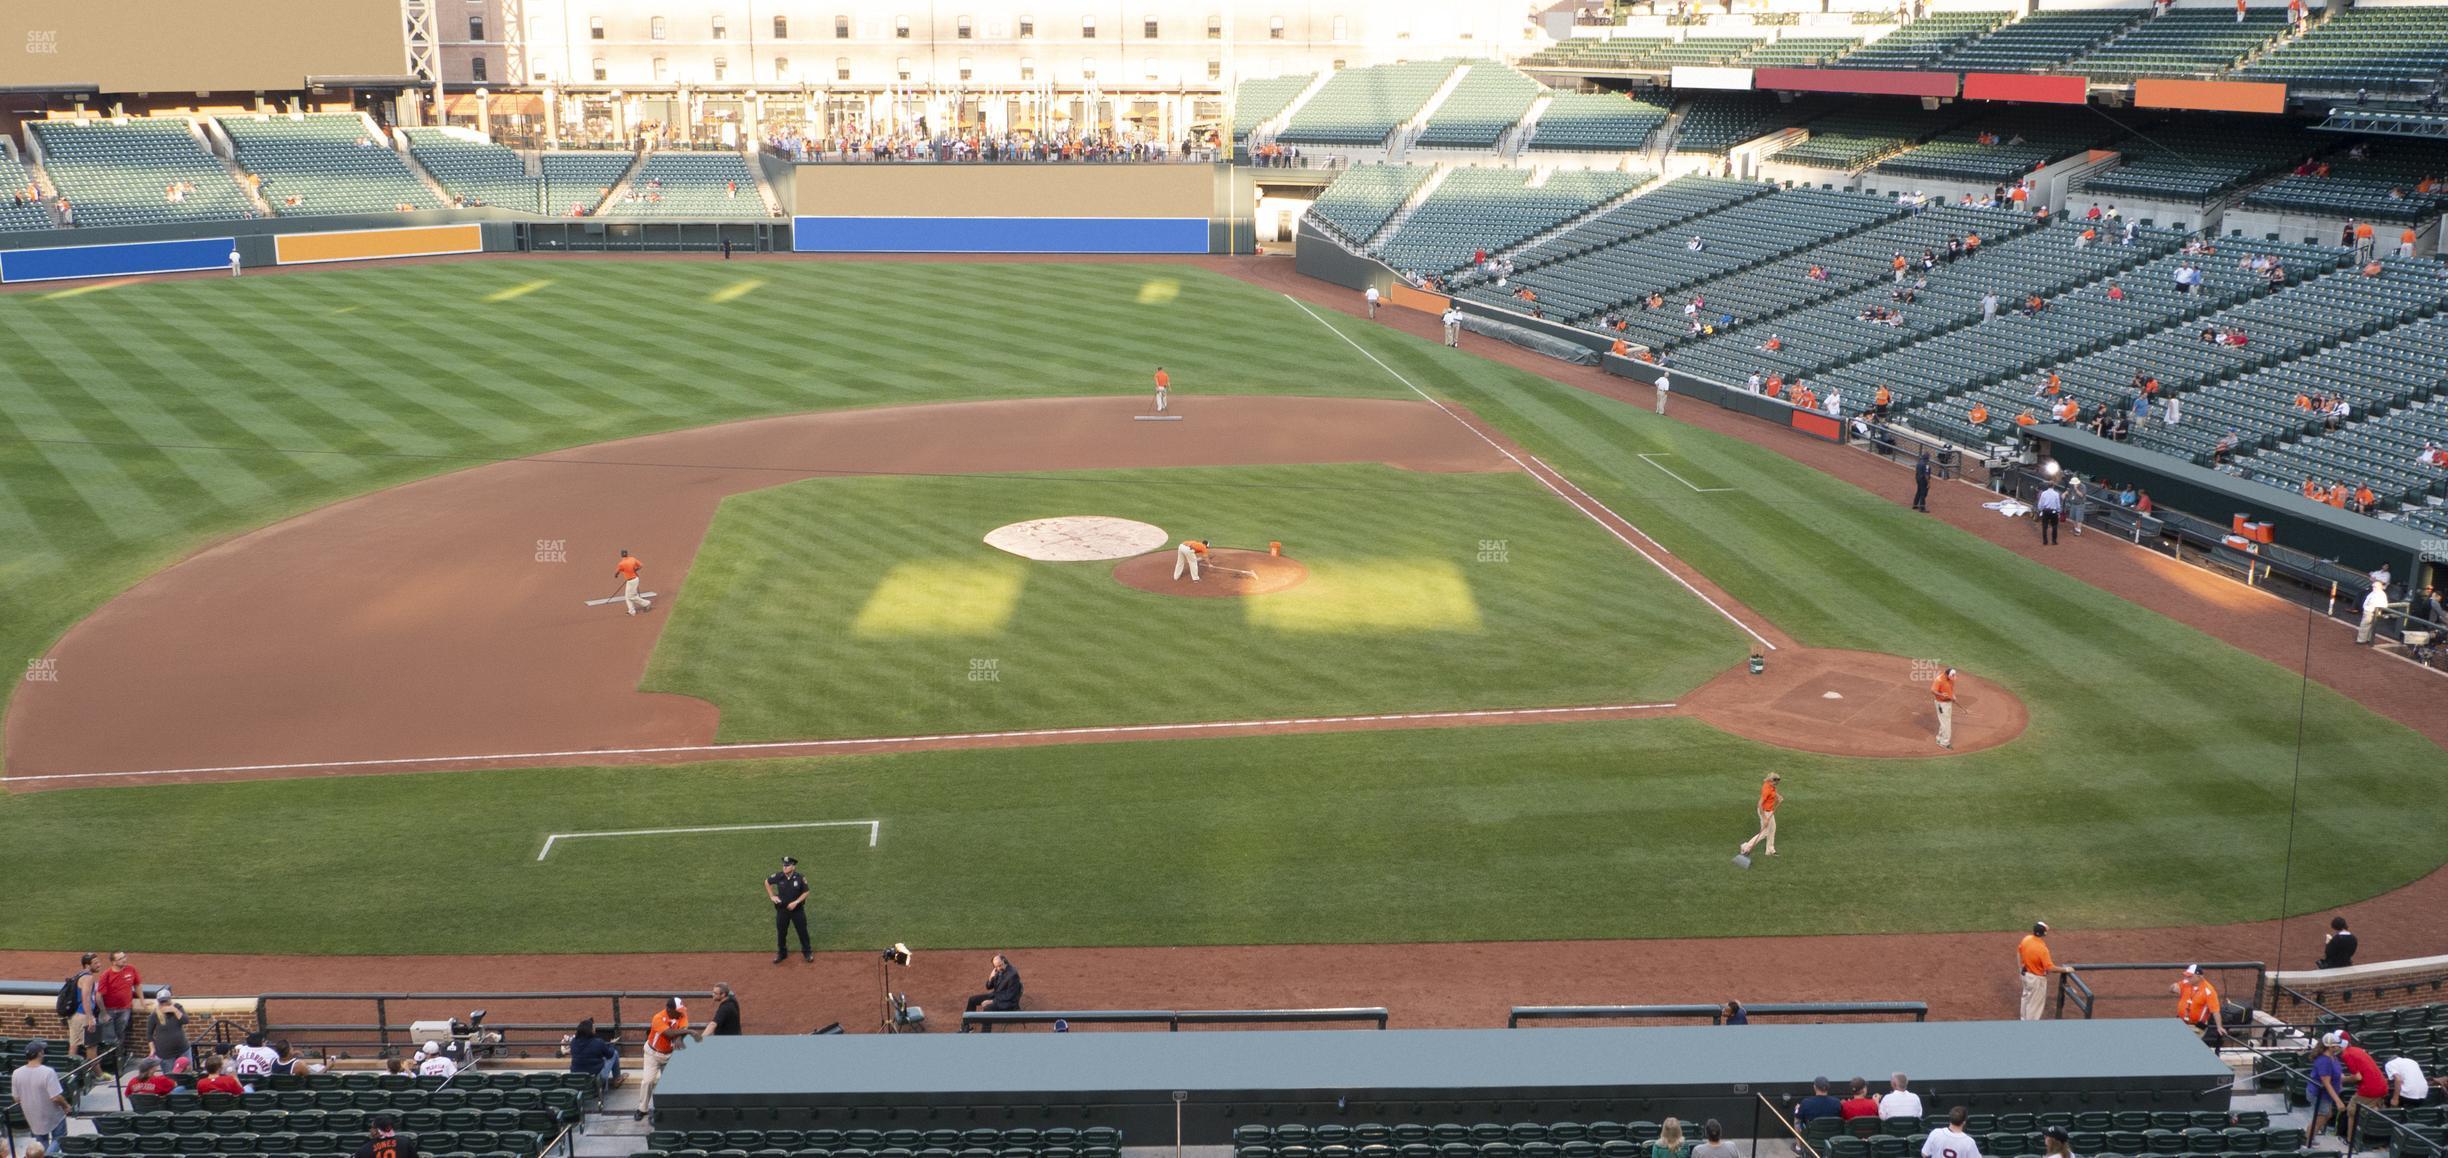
(0, 259), (2439, 955)
(644, 465), (1741, 739)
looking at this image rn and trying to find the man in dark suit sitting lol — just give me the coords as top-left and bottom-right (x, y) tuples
(960, 954), (1023, 1033)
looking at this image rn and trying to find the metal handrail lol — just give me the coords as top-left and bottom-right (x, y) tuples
(255, 990), (690, 1057)
(1508, 1001), (1928, 1028)
(2054, 962), (2265, 1020)
(2267, 981), (2349, 1026)
(1756, 1092), (1826, 1158)
(958, 1007), (1390, 1031)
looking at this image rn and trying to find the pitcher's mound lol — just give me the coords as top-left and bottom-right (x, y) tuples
(1114, 549), (1308, 598)
(1681, 647), (2027, 758)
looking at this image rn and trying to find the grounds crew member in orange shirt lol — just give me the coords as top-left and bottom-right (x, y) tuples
(614, 550), (651, 616)
(1737, 772), (1782, 862)
(1173, 538), (1210, 582)
(1932, 666), (1957, 749)
(2017, 922), (2075, 1020)
(636, 997), (691, 1121)
(1153, 367), (1170, 413)
(2173, 965), (2225, 1045)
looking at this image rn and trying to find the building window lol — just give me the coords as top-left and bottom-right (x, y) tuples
(1332, 16), (1348, 40)
(957, 15), (973, 38)
(1020, 57), (1036, 79)
(1332, 57), (1346, 69)
(590, 15), (604, 39)
(592, 57), (608, 80)
(712, 15), (726, 38)
(471, 55), (488, 81)
(958, 56), (974, 80)
(651, 55), (668, 79)
(835, 14), (850, 37)
(774, 56), (790, 77)
(712, 56), (727, 79)
(650, 15), (666, 39)
(1207, 14), (1223, 38)
(468, 15), (485, 39)
(1146, 17), (1161, 37)
(1082, 56), (1098, 78)
(895, 15), (911, 37)
(1082, 15), (1097, 37)
(1207, 56), (1222, 79)
(835, 56), (851, 79)
(1018, 14), (1035, 37)
(774, 15), (788, 37)
(1269, 16), (1286, 39)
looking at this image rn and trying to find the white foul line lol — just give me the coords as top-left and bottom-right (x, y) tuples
(1281, 293), (1777, 652)
(538, 819), (879, 862)
(6, 702), (1681, 784)
(1637, 453), (1738, 494)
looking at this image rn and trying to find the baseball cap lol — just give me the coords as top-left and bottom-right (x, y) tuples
(2183, 964), (2200, 975)
(2324, 1031), (2349, 1048)
(2033, 921), (2049, 934)
(2042, 1127), (2070, 1143)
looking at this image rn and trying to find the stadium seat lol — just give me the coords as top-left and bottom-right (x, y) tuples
(1279, 61), (1463, 146)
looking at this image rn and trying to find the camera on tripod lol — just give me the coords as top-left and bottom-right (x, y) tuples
(878, 943), (923, 1032)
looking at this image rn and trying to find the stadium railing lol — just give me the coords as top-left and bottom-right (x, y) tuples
(959, 1007), (1391, 1031)
(2055, 962), (2266, 1021)
(1506, 1001), (1928, 1027)
(255, 990), (689, 1057)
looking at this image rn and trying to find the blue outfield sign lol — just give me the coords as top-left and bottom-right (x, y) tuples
(794, 216), (1207, 254)
(0, 236), (238, 283)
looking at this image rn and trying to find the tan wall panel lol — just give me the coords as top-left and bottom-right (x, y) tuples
(793, 164), (1216, 219)
(276, 224), (483, 265)
(1, 1), (405, 93)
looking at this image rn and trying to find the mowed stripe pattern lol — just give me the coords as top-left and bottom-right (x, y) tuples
(0, 261), (1407, 737)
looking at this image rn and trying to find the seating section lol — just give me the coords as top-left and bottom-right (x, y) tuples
(2078, 123), (2319, 205)
(30, 118), (257, 228)
(1776, 104), (1971, 171)
(1874, 239), (2349, 446)
(1234, 74), (1317, 142)
(1485, 175), (1771, 268)
(2253, 396), (2448, 514)
(1830, 11), (2011, 69)
(54, 1065), (593, 1158)
(1605, 204), (2031, 352)
(2243, 138), (2448, 222)
(2069, 9), (2293, 83)
(1461, 186), (1900, 322)
(1671, 222), (2179, 389)
(403, 128), (539, 213)
(1279, 61), (1460, 146)
(0, 147), (53, 231)
(1520, 38), (1674, 70)
(1415, 66), (1544, 149)
(1236, 1111), (2296, 1158)
(1308, 164), (1434, 244)
(539, 152), (635, 215)
(1875, 111), (2118, 185)
(635, 1125), (1120, 1158)
(219, 114), (441, 216)
(1938, 9), (2147, 72)
(1376, 168), (1642, 275)
(1637, 37), (1764, 66)
(601, 152), (766, 218)
(1740, 36), (1862, 66)
(1676, 93), (1836, 155)
(1528, 93), (1671, 153)
(2182, 320), (2448, 499)
(2240, 7), (2448, 95)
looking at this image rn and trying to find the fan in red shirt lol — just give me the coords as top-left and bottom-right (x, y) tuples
(196, 1056), (245, 1096)
(1840, 1077), (1882, 1119)
(124, 1059), (176, 1098)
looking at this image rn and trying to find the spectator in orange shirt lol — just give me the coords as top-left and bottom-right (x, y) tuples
(1737, 772), (1782, 861)
(2355, 484), (2376, 513)
(2173, 966), (2224, 1045)
(637, 997), (691, 1121)
(2015, 411), (2038, 427)
(1969, 403), (1989, 425)
(2402, 228), (2420, 258)
(1611, 338), (1631, 358)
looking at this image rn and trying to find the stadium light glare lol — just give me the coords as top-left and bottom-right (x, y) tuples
(2039, 458), (2062, 480)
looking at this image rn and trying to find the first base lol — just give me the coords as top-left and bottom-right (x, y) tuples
(1133, 415), (1184, 422)
(1731, 853), (1752, 869)
(583, 591), (660, 607)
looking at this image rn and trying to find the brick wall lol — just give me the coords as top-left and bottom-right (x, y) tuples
(2262, 954), (2448, 1020)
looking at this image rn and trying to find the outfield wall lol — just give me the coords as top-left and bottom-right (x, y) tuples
(790, 164), (1236, 254)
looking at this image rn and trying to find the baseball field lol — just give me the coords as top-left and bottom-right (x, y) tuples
(0, 257), (2439, 961)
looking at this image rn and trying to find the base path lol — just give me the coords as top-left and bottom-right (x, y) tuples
(2, 396), (1509, 783)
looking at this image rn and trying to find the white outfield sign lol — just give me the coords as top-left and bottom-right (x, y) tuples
(1672, 66), (1755, 91)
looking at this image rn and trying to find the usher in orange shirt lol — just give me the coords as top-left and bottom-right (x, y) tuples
(2018, 934), (2055, 976)
(1759, 780), (1780, 813)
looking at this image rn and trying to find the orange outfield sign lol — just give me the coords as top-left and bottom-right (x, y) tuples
(1387, 283), (1450, 315)
(274, 223), (484, 265)
(2133, 78), (2287, 115)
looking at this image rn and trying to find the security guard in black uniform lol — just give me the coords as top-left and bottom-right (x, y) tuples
(766, 856), (813, 963)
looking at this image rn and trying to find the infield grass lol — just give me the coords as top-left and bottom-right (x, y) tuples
(645, 465), (1741, 739)
(0, 259), (2439, 954)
